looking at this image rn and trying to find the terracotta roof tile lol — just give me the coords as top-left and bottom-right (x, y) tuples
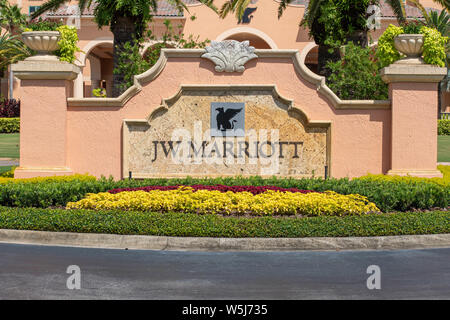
(300, 0), (437, 18)
(45, 0), (439, 19)
(46, 0), (200, 17)
(378, 0), (438, 18)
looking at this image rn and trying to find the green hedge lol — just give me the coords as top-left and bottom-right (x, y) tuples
(439, 119), (450, 135)
(0, 207), (448, 237)
(0, 176), (448, 212)
(0, 118), (19, 133)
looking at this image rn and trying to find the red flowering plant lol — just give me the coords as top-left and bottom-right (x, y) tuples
(108, 185), (318, 195)
(0, 99), (20, 118)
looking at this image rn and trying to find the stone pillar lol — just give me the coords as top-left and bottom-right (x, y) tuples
(381, 64), (446, 178)
(73, 69), (84, 98)
(11, 60), (80, 178)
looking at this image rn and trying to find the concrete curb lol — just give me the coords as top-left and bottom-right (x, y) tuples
(0, 229), (450, 251)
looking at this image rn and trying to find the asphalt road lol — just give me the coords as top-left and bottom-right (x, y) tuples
(0, 243), (449, 300)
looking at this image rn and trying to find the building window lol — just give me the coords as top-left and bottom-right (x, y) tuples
(29, 6), (40, 15)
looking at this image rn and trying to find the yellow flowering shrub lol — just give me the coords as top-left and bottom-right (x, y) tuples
(0, 174), (96, 185)
(356, 165), (450, 187)
(67, 187), (379, 216)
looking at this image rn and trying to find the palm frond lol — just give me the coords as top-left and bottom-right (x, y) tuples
(384, 0), (406, 24)
(197, 0), (218, 13)
(166, 0), (188, 16)
(277, 0), (293, 19)
(0, 31), (31, 70)
(219, 1), (234, 19)
(31, 0), (92, 20)
(300, 0), (325, 27)
(235, 0), (251, 20)
(218, 0), (257, 20)
(421, 9), (450, 36)
(409, 0), (429, 20)
(432, 0), (450, 11)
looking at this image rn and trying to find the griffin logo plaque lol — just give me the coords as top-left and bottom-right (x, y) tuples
(210, 102), (245, 137)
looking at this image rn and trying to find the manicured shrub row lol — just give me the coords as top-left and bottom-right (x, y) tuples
(0, 166), (15, 178)
(0, 117), (19, 133)
(67, 189), (379, 216)
(0, 173), (95, 185)
(438, 165), (450, 179)
(0, 99), (20, 118)
(0, 206), (448, 238)
(0, 169), (448, 212)
(439, 119), (450, 135)
(108, 184), (318, 195)
(358, 170), (450, 187)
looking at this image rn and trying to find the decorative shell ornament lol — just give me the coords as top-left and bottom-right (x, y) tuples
(201, 40), (258, 72)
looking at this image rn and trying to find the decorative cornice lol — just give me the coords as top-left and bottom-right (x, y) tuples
(68, 50), (203, 107)
(67, 43), (391, 110)
(201, 40), (258, 72)
(381, 63), (447, 84)
(12, 60), (80, 81)
(295, 43), (391, 110)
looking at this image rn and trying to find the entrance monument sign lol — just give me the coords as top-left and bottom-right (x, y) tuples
(11, 41), (446, 179)
(123, 86), (329, 178)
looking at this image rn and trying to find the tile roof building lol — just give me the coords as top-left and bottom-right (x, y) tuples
(1, 0), (447, 111)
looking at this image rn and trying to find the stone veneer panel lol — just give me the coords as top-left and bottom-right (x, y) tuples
(124, 88), (329, 178)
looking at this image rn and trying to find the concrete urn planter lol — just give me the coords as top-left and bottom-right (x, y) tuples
(22, 31), (60, 61)
(393, 34), (424, 64)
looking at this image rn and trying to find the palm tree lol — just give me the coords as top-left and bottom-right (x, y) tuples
(385, 0), (449, 24)
(219, 0), (376, 77)
(31, 0), (217, 97)
(0, 1), (28, 34)
(0, 31), (31, 72)
(419, 8), (450, 36)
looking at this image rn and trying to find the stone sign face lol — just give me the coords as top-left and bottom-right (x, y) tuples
(123, 87), (330, 178)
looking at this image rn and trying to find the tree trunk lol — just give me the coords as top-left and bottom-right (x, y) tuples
(346, 30), (368, 47)
(111, 15), (140, 97)
(318, 45), (340, 78)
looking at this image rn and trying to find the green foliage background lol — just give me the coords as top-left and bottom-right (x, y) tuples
(0, 118), (19, 133)
(0, 171), (448, 212)
(24, 21), (81, 64)
(377, 24), (448, 67)
(114, 20), (209, 93)
(439, 119), (450, 135)
(326, 42), (388, 100)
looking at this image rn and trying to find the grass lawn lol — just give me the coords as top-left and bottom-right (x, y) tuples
(0, 133), (19, 159)
(438, 135), (450, 162)
(0, 166), (13, 175)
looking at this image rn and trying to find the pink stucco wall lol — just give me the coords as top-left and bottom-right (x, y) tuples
(391, 82), (439, 171)
(61, 56), (392, 179)
(19, 80), (72, 170)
